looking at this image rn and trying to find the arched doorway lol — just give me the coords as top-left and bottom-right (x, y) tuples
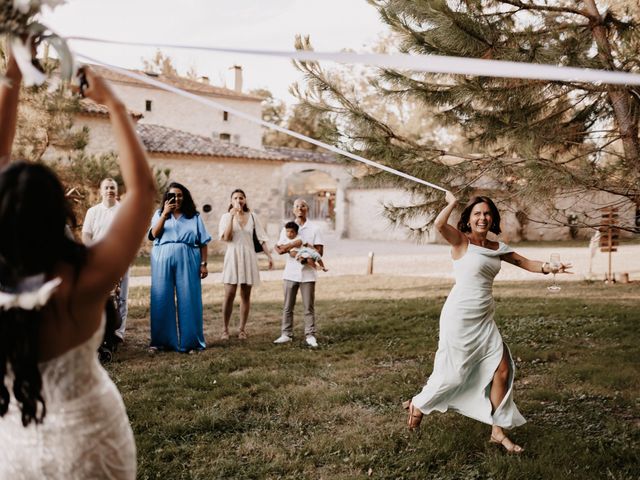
(284, 170), (337, 226)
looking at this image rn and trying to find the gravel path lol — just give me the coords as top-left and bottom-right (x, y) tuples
(130, 235), (640, 287)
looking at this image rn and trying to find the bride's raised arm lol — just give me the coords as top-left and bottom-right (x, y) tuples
(78, 67), (156, 295)
(0, 52), (22, 167)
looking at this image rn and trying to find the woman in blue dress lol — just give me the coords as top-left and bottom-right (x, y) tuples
(149, 182), (211, 352)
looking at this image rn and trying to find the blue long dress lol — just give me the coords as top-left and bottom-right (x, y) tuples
(149, 211), (211, 352)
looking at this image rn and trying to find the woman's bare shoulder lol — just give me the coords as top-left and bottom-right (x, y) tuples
(451, 234), (469, 260)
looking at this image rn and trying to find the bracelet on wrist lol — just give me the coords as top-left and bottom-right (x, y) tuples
(200, 261), (207, 267)
(541, 262), (549, 274)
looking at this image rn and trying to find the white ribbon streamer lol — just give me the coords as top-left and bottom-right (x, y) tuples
(69, 37), (640, 86)
(10, 23), (76, 87)
(75, 52), (447, 192)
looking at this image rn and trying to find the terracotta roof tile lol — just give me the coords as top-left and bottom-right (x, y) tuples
(137, 124), (282, 160)
(137, 124), (337, 164)
(90, 65), (264, 102)
(265, 146), (337, 164)
(78, 99), (143, 119)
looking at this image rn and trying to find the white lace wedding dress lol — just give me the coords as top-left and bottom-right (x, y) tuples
(0, 319), (136, 479)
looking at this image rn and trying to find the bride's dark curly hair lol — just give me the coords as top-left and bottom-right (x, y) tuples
(0, 162), (87, 427)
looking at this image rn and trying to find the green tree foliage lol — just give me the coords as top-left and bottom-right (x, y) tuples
(293, 1), (640, 233)
(142, 49), (179, 76)
(142, 49), (200, 80)
(9, 56), (88, 162)
(252, 86), (336, 151)
(54, 152), (170, 225)
(1, 46), (170, 232)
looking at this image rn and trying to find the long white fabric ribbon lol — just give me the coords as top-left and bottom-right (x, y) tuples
(75, 52), (448, 192)
(69, 37), (640, 86)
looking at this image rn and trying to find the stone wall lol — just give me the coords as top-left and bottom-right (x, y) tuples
(109, 83), (264, 149)
(147, 153), (287, 253)
(73, 115), (637, 246)
(345, 188), (436, 242)
(79, 115), (118, 155)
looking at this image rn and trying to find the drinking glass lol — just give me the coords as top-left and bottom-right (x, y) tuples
(547, 253), (561, 292)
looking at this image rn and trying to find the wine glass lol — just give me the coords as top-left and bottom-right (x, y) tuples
(547, 253), (562, 292)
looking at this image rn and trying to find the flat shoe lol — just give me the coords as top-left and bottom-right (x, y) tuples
(238, 331), (247, 340)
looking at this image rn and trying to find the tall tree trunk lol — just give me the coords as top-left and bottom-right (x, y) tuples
(583, 0), (640, 172)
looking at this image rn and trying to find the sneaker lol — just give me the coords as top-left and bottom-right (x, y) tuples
(273, 334), (292, 344)
(305, 335), (318, 348)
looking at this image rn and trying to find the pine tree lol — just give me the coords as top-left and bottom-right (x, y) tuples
(142, 50), (179, 76)
(252, 86), (334, 151)
(294, 1), (640, 234)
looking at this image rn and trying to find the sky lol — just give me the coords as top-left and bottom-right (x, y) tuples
(41, 0), (389, 103)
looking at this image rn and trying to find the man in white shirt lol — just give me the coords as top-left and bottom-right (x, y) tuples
(273, 198), (323, 347)
(82, 178), (129, 341)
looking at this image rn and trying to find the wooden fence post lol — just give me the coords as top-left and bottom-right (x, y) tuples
(367, 252), (374, 275)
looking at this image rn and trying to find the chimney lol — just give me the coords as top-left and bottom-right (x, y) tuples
(232, 65), (243, 93)
(199, 76), (210, 84)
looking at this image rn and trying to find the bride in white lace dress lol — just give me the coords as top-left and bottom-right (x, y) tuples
(405, 191), (571, 453)
(0, 56), (155, 479)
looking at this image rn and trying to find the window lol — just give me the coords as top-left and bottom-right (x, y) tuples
(219, 133), (231, 142)
(145, 100), (152, 112)
(223, 111), (229, 121)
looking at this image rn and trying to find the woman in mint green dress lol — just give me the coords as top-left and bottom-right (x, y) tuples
(406, 192), (571, 454)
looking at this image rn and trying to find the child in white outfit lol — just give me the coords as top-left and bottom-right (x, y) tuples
(278, 221), (328, 271)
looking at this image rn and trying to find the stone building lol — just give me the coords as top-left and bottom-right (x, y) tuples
(76, 66), (357, 251)
(73, 65), (635, 246)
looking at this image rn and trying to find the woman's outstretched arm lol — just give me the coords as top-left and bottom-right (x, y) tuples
(435, 191), (466, 248)
(79, 67), (156, 294)
(0, 53), (22, 167)
(502, 252), (573, 274)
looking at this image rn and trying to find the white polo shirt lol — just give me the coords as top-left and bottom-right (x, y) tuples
(82, 202), (120, 245)
(277, 220), (323, 283)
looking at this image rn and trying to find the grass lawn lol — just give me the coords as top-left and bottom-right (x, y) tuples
(130, 254), (282, 277)
(109, 277), (639, 479)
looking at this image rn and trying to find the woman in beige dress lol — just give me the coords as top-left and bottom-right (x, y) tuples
(219, 189), (273, 340)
